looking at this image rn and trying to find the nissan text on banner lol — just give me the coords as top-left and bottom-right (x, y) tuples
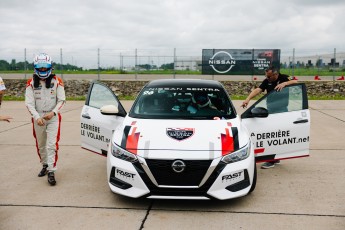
(202, 49), (281, 75)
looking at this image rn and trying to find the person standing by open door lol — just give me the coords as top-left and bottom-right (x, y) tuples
(242, 66), (297, 169)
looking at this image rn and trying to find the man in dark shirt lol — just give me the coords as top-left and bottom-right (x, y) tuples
(241, 66), (297, 169)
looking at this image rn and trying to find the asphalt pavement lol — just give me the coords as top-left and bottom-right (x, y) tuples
(0, 100), (344, 230)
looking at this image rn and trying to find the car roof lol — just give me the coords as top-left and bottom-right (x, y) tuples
(145, 79), (224, 88)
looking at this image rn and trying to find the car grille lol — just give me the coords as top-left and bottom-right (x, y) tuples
(145, 159), (212, 186)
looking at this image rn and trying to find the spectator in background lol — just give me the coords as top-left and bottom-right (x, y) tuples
(0, 76), (6, 107)
(0, 76), (12, 122)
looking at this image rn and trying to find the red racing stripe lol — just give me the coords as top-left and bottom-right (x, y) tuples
(126, 127), (140, 154)
(53, 113), (62, 168)
(56, 101), (65, 111)
(26, 79), (33, 88)
(32, 118), (41, 160)
(254, 148), (265, 154)
(221, 128), (234, 156)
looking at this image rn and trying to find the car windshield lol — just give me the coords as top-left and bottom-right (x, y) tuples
(129, 86), (236, 119)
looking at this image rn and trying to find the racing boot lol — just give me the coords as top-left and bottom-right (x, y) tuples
(38, 165), (48, 177)
(47, 172), (56, 186)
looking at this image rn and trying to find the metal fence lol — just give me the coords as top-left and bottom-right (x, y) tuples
(1, 47), (345, 74)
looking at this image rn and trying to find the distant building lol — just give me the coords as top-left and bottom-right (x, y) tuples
(174, 60), (201, 71)
(280, 52), (345, 68)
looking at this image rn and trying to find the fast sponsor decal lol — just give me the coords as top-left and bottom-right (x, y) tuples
(222, 170), (244, 182)
(251, 129), (310, 150)
(81, 123), (110, 143)
(115, 167), (135, 179)
(167, 128), (194, 141)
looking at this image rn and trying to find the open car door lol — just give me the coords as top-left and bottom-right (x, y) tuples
(80, 81), (126, 156)
(241, 83), (310, 162)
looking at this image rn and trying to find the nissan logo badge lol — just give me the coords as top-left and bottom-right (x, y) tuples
(171, 160), (186, 173)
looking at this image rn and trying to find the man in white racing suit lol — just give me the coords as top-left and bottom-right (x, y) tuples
(25, 53), (66, 186)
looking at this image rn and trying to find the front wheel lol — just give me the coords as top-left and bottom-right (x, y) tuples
(248, 163), (257, 194)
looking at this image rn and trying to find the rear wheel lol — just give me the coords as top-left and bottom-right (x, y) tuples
(248, 163), (257, 193)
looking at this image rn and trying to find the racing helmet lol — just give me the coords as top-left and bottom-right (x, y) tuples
(33, 53), (53, 79)
(192, 92), (211, 108)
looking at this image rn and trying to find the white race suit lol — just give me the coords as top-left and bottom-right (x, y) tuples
(25, 75), (66, 172)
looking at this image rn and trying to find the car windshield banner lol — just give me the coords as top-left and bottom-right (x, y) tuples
(202, 49), (280, 75)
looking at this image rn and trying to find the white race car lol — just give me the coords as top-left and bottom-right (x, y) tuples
(80, 79), (310, 200)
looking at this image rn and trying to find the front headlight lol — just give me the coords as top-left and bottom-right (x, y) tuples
(221, 141), (251, 164)
(111, 142), (138, 163)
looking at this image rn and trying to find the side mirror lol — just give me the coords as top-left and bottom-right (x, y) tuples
(100, 105), (120, 115)
(251, 107), (269, 118)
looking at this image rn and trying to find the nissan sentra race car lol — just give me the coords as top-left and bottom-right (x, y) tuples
(80, 79), (310, 200)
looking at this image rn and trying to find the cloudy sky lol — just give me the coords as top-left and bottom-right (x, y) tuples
(0, 0), (344, 68)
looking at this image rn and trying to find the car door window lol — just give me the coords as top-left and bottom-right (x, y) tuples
(253, 84), (305, 114)
(81, 81), (126, 155)
(88, 83), (119, 109)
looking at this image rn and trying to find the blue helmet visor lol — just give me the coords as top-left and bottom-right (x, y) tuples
(34, 63), (52, 69)
(34, 63), (52, 78)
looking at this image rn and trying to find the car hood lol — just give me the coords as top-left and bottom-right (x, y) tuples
(113, 117), (248, 160)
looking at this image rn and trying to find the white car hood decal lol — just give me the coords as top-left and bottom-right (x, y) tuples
(114, 117), (246, 159)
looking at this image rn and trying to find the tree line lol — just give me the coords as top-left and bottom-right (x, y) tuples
(0, 59), (82, 71)
(0, 58), (176, 72)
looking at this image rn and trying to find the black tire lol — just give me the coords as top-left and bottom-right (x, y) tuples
(248, 163), (257, 194)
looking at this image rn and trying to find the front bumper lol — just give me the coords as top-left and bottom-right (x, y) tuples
(106, 152), (255, 200)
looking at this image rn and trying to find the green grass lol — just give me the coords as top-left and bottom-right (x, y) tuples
(307, 95), (345, 100)
(280, 68), (344, 76)
(1, 69), (200, 75)
(3, 95), (25, 101)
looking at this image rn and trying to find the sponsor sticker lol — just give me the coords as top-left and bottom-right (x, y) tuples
(115, 168), (135, 179)
(251, 129), (310, 149)
(166, 128), (194, 141)
(221, 170), (245, 184)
